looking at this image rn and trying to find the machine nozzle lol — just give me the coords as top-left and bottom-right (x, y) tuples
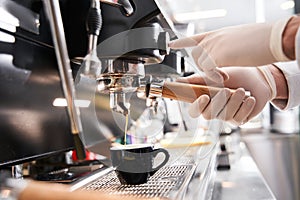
(110, 92), (130, 115)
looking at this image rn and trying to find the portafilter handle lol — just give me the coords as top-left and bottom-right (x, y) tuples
(139, 81), (251, 103)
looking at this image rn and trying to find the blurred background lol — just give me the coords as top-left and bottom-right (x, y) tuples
(157, 1), (300, 200)
(159, 0), (295, 32)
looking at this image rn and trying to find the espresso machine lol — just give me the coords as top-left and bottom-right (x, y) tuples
(0, 0), (219, 199)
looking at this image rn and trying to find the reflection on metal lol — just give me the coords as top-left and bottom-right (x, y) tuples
(0, 0), (40, 34)
(212, 139), (276, 200)
(0, 7), (18, 32)
(221, 181), (236, 188)
(52, 98), (91, 108)
(0, 32), (15, 43)
(100, 0), (134, 16)
(243, 131), (300, 200)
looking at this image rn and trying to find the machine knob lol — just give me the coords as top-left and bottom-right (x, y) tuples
(158, 32), (170, 56)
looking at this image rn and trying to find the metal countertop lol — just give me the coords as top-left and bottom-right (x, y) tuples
(212, 138), (275, 200)
(241, 130), (300, 200)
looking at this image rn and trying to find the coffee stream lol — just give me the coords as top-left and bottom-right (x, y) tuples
(124, 114), (129, 145)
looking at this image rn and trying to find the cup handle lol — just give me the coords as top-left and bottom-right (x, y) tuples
(151, 148), (170, 174)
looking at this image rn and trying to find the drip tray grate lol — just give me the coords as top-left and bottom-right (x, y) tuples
(82, 164), (195, 198)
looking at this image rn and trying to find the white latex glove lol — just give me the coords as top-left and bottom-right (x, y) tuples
(177, 66), (277, 125)
(169, 17), (292, 82)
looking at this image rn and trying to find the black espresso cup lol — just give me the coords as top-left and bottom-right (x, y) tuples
(110, 144), (170, 185)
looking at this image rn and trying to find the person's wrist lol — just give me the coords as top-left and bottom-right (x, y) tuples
(282, 15), (300, 60)
(269, 64), (288, 100)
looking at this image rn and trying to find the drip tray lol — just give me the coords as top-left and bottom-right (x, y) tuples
(81, 164), (196, 199)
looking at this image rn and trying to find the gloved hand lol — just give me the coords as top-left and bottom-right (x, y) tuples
(169, 17), (292, 82)
(177, 66), (277, 125)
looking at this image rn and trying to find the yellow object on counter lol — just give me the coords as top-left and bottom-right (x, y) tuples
(160, 136), (211, 149)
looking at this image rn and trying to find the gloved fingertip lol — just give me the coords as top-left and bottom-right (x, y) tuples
(229, 119), (242, 127)
(168, 41), (174, 47)
(246, 97), (256, 107)
(168, 39), (185, 49)
(188, 95), (210, 118)
(188, 105), (200, 118)
(168, 40), (180, 49)
(169, 36), (200, 49)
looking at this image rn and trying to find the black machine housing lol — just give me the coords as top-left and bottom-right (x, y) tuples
(0, 0), (177, 168)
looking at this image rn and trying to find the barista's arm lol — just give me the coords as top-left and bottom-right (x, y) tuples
(282, 15), (300, 59)
(271, 61), (300, 110)
(269, 64), (288, 100)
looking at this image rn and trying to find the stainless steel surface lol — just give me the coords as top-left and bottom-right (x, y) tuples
(97, 60), (145, 115)
(241, 130), (300, 200)
(97, 60), (144, 92)
(73, 139), (218, 199)
(43, 0), (83, 135)
(109, 92), (130, 115)
(71, 168), (114, 191)
(184, 144), (218, 200)
(100, 0), (134, 16)
(212, 140), (275, 200)
(81, 164), (196, 199)
(88, 34), (99, 54)
(82, 0), (102, 79)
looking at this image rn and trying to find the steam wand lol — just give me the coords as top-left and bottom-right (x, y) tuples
(81, 0), (102, 79)
(43, 0), (86, 160)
